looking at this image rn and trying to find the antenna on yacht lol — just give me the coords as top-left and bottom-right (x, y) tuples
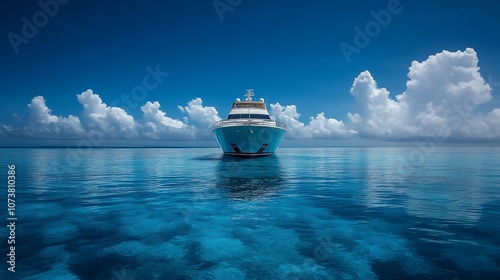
(244, 89), (254, 101)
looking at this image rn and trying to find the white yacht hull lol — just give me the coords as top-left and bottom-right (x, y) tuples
(213, 125), (286, 156)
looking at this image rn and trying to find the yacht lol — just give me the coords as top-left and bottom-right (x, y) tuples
(213, 89), (287, 156)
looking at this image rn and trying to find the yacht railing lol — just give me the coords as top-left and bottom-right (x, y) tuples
(213, 119), (287, 129)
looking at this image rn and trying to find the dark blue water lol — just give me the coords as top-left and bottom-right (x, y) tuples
(0, 147), (499, 279)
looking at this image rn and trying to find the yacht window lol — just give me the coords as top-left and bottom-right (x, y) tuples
(250, 114), (271, 119)
(228, 114), (271, 119)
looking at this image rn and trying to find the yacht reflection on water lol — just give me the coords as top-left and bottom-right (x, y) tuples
(215, 155), (284, 200)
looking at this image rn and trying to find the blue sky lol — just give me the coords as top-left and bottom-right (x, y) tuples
(1, 0), (500, 146)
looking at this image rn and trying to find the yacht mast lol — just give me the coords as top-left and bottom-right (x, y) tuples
(244, 89), (254, 101)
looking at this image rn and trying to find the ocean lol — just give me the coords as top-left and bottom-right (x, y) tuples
(0, 147), (499, 279)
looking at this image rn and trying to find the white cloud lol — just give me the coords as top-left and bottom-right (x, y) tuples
(347, 71), (416, 138)
(0, 90), (220, 142)
(77, 89), (138, 138)
(27, 96), (84, 138)
(74, 91), (221, 141)
(178, 98), (221, 127)
(269, 103), (305, 137)
(1, 48), (499, 144)
(178, 98), (221, 139)
(347, 48), (500, 140)
(309, 112), (355, 137)
(29, 96), (59, 124)
(487, 109), (500, 129)
(270, 103), (355, 138)
(140, 101), (193, 139)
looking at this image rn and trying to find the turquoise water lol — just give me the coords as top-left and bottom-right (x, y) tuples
(0, 147), (499, 279)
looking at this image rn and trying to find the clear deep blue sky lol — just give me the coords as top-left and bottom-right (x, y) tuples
(1, 0), (499, 143)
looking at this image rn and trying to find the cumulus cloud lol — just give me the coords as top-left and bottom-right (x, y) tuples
(140, 101), (193, 139)
(178, 98), (221, 127)
(347, 71), (415, 138)
(347, 48), (500, 140)
(27, 96), (84, 138)
(0, 90), (222, 142)
(77, 89), (137, 138)
(178, 98), (221, 139)
(270, 103), (355, 138)
(1, 48), (499, 144)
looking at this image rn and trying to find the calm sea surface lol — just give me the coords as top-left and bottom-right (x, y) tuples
(0, 147), (499, 279)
